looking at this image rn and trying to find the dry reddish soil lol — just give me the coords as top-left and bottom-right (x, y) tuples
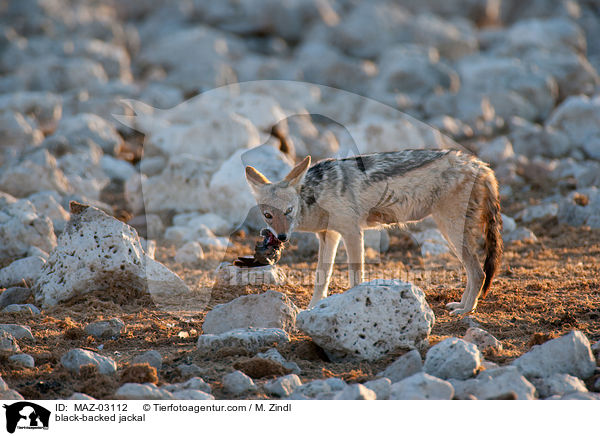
(1, 200), (600, 399)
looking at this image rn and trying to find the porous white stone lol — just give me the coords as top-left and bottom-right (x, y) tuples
(33, 203), (189, 308)
(0, 331), (20, 353)
(364, 378), (392, 400)
(164, 377), (211, 394)
(132, 350), (163, 371)
(222, 371), (257, 395)
(516, 203), (559, 223)
(2, 304), (40, 314)
(513, 330), (596, 380)
(203, 290), (299, 335)
(377, 349), (423, 383)
(114, 383), (174, 400)
(463, 327), (503, 352)
(0, 256), (46, 288)
(175, 241), (204, 266)
(49, 113), (122, 155)
(0, 287), (32, 309)
(531, 373), (588, 399)
(171, 390), (214, 400)
(9, 353), (35, 368)
(424, 338), (481, 380)
(389, 372), (454, 400)
(333, 384), (376, 400)
(0, 324), (34, 341)
(27, 191), (70, 233)
(450, 366), (536, 400)
(214, 263), (286, 287)
(60, 348), (117, 375)
(196, 328), (290, 354)
(84, 318), (126, 339)
(297, 280), (435, 361)
(264, 374), (302, 397)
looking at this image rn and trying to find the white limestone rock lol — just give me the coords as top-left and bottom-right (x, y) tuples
(297, 280), (435, 361)
(175, 241), (204, 266)
(222, 371), (257, 395)
(513, 330), (596, 380)
(27, 191), (70, 233)
(424, 338), (482, 380)
(60, 348), (117, 375)
(516, 203), (559, 224)
(203, 290), (299, 335)
(450, 366), (536, 400)
(0, 256), (46, 288)
(114, 383), (174, 400)
(0, 287), (32, 309)
(377, 349), (423, 383)
(257, 348), (301, 375)
(0, 324), (34, 341)
(132, 350), (162, 371)
(0, 332), (20, 353)
(84, 318), (126, 339)
(3, 304), (41, 315)
(48, 113), (122, 155)
(214, 263), (286, 287)
(33, 203), (189, 308)
(389, 372), (454, 400)
(164, 377), (211, 395)
(363, 378), (392, 400)
(9, 353), (35, 368)
(196, 328), (290, 355)
(68, 393), (95, 400)
(333, 384), (376, 400)
(463, 327), (503, 352)
(264, 374), (302, 397)
(531, 373), (588, 399)
(172, 390), (215, 400)
(0, 198), (57, 261)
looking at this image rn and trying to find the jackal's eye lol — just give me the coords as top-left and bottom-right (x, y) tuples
(264, 212), (273, 220)
(284, 207), (293, 215)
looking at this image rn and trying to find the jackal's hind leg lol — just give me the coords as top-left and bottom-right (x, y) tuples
(309, 230), (340, 309)
(342, 230), (365, 289)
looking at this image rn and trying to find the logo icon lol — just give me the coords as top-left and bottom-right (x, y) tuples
(3, 402), (50, 433)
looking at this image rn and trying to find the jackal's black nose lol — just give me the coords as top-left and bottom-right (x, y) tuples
(277, 234), (288, 242)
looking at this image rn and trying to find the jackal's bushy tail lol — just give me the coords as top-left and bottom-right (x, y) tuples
(481, 170), (503, 298)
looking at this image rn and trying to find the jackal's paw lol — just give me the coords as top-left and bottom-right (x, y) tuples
(445, 301), (463, 310)
(449, 306), (475, 316)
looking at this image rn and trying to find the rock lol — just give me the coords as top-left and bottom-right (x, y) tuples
(363, 229), (390, 254)
(546, 95), (600, 153)
(424, 338), (481, 380)
(27, 191), (70, 233)
(477, 136), (515, 166)
(3, 304), (41, 315)
(531, 373), (588, 398)
(140, 155), (213, 215)
(214, 263), (286, 287)
(84, 318), (126, 339)
(172, 213), (231, 236)
(0, 331), (20, 353)
(9, 353), (35, 368)
(257, 348), (301, 375)
(33, 203), (189, 308)
(46, 113), (122, 155)
(208, 145), (293, 229)
(547, 392), (600, 400)
(333, 384), (376, 400)
(558, 188), (600, 228)
(0, 256), (46, 288)
(0, 324), (34, 341)
(0, 376), (23, 400)
(222, 371), (257, 395)
(389, 372), (454, 400)
(363, 378), (392, 400)
(68, 393), (95, 400)
(377, 349), (423, 383)
(0, 287), (32, 309)
(196, 328), (290, 355)
(60, 348), (117, 375)
(290, 378), (346, 399)
(203, 290), (299, 335)
(0, 111), (43, 148)
(290, 232), (319, 257)
(516, 203), (559, 223)
(164, 377), (211, 394)
(297, 280), (435, 361)
(513, 330), (595, 380)
(463, 327), (503, 352)
(114, 383), (174, 400)
(176, 364), (204, 378)
(132, 350), (162, 371)
(450, 366), (536, 400)
(0, 91), (62, 133)
(509, 117), (570, 158)
(172, 390), (215, 400)
(264, 374), (303, 397)
(504, 227), (538, 243)
(175, 242), (204, 266)
(411, 228), (451, 257)
(100, 156), (136, 182)
(0, 149), (71, 198)
(0, 198), (57, 261)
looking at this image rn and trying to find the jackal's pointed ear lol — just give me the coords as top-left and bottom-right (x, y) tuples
(283, 156), (311, 187)
(245, 166), (271, 194)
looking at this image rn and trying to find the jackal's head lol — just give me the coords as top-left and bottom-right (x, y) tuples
(245, 156), (311, 242)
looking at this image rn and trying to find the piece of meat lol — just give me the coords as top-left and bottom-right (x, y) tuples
(233, 229), (285, 267)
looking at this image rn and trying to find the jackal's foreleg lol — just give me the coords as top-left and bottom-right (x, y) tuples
(309, 230), (340, 309)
